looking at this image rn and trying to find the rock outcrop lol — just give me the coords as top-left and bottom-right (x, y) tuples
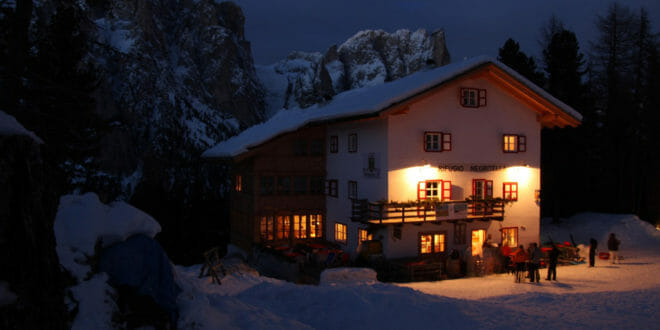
(258, 28), (451, 112)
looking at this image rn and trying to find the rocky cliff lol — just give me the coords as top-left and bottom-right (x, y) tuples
(258, 28), (451, 113)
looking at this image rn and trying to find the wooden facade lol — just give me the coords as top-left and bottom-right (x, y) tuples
(230, 125), (327, 251)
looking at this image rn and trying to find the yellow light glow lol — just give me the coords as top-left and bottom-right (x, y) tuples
(505, 166), (531, 185)
(402, 164), (438, 184)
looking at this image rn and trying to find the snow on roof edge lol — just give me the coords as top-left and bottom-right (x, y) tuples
(203, 56), (582, 159)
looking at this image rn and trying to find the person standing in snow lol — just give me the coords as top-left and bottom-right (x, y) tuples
(546, 244), (560, 281)
(608, 233), (620, 264)
(589, 238), (598, 267)
(528, 243), (542, 283)
(513, 245), (528, 283)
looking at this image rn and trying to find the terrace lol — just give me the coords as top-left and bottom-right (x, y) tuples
(351, 198), (505, 224)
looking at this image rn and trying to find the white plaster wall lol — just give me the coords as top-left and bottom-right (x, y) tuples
(326, 118), (388, 254)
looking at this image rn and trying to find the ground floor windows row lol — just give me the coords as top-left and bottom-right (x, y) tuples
(418, 226), (519, 256)
(333, 224), (373, 245)
(259, 214), (323, 241)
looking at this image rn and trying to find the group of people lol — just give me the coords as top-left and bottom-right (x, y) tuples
(510, 242), (559, 283)
(589, 233), (621, 267)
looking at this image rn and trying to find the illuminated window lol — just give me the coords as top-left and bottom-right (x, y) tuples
(329, 135), (338, 153)
(424, 132), (452, 152)
(335, 222), (347, 243)
(503, 182), (518, 201)
(420, 232), (446, 255)
(348, 133), (358, 153)
(460, 87), (487, 108)
(454, 222), (466, 244)
(358, 229), (372, 242)
(276, 215), (290, 239)
(260, 176), (274, 195)
(503, 134), (526, 153)
(310, 214), (322, 238)
(501, 227), (518, 248)
(348, 181), (357, 200)
(417, 180), (451, 200)
(235, 175), (242, 192)
(294, 215), (307, 239)
(260, 216), (274, 241)
(326, 179), (338, 197)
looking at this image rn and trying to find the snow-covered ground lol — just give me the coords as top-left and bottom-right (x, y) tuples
(176, 213), (659, 329)
(54, 195), (659, 329)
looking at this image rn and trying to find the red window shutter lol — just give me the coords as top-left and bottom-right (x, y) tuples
(518, 135), (526, 152)
(442, 133), (452, 151)
(442, 180), (452, 201)
(418, 181), (427, 200)
(479, 89), (487, 107)
(512, 183), (518, 200)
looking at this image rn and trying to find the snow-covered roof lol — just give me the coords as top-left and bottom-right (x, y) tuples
(203, 56), (582, 158)
(0, 110), (44, 144)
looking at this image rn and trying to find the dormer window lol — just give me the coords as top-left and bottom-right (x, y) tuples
(460, 88), (487, 108)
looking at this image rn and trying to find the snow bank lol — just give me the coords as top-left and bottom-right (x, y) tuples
(69, 273), (117, 330)
(54, 192), (161, 281)
(541, 213), (660, 254)
(0, 110), (43, 143)
(320, 267), (377, 285)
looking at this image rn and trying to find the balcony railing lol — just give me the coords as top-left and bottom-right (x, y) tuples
(351, 199), (505, 224)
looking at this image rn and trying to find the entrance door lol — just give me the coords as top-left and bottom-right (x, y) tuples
(471, 229), (485, 257)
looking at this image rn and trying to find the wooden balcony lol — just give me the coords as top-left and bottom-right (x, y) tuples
(351, 199), (505, 224)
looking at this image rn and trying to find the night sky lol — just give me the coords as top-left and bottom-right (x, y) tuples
(233, 0), (660, 65)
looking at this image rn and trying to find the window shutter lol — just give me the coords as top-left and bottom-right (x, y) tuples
(479, 89), (487, 107)
(442, 133), (452, 151)
(486, 180), (493, 198)
(518, 135), (526, 152)
(418, 181), (427, 200)
(512, 183), (518, 200)
(442, 180), (452, 201)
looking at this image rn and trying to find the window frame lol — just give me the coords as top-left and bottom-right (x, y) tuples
(419, 231), (447, 255)
(293, 176), (307, 195)
(501, 227), (518, 248)
(460, 87), (487, 108)
(348, 133), (358, 153)
(235, 174), (242, 192)
(326, 179), (338, 197)
(334, 222), (347, 244)
(358, 228), (372, 243)
(348, 180), (358, 200)
(418, 180), (452, 201)
(503, 182), (519, 201)
(329, 135), (338, 153)
(503, 134), (527, 153)
(424, 132), (452, 152)
(260, 176), (274, 195)
(454, 222), (466, 245)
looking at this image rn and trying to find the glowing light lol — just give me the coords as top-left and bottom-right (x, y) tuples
(505, 166), (531, 184)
